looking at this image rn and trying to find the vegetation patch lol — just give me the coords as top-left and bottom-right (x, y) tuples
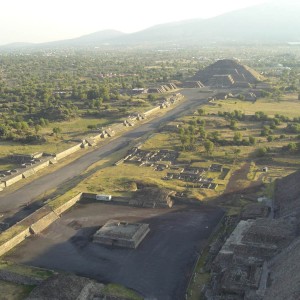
(101, 283), (143, 300)
(0, 261), (54, 280)
(0, 225), (28, 246)
(0, 280), (34, 300)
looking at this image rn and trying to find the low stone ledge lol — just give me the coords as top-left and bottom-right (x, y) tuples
(0, 269), (43, 285)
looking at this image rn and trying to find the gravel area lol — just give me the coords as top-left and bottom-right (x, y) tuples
(5, 202), (223, 300)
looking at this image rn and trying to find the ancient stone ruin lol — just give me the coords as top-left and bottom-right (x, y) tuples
(93, 220), (150, 249)
(26, 274), (104, 300)
(129, 187), (175, 208)
(206, 216), (297, 299)
(192, 59), (265, 88)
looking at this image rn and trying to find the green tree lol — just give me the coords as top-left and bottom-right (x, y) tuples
(248, 136), (256, 145)
(198, 108), (205, 116)
(287, 142), (298, 153)
(234, 148), (241, 159)
(52, 127), (62, 137)
(0, 124), (9, 138)
(34, 124), (42, 134)
(229, 119), (237, 130)
(180, 135), (188, 150)
(233, 132), (242, 143)
(199, 126), (206, 139)
(204, 140), (214, 155)
(256, 147), (267, 157)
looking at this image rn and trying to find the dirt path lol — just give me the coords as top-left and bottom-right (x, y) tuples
(224, 163), (254, 194)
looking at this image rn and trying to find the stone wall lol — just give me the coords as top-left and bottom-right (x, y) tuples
(144, 106), (161, 116)
(55, 143), (83, 161)
(0, 270), (43, 286)
(1, 160), (51, 188)
(30, 211), (59, 234)
(82, 192), (97, 200)
(3, 173), (23, 187)
(110, 123), (124, 132)
(90, 134), (102, 142)
(53, 193), (83, 215)
(0, 193), (83, 257)
(22, 168), (35, 178)
(0, 227), (31, 257)
(32, 160), (50, 172)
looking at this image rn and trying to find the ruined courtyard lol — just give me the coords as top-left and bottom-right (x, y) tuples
(3, 201), (224, 300)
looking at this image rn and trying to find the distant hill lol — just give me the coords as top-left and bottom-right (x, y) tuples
(41, 30), (126, 48)
(122, 1), (300, 45)
(0, 42), (35, 50)
(1, 1), (300, 50)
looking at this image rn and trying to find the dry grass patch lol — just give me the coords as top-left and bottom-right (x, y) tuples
(0, 280), (34, 300)
(0, 261), (53, 280)
(141, 132), (180, 150)
(205, 95), (300, 118)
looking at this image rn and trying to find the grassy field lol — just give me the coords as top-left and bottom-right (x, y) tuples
(0, 261), (54, 300)
(0, 281), (34, 300)
(101, 284), (143, 300)
(206, 94), (300, 117)
(0, 261), (54, 280)
(33, 92), (300, 210)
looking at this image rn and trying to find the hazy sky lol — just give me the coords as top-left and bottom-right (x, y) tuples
(0, 0), (278, 45)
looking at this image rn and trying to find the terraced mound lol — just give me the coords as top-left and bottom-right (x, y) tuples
(192, 59), (265, 88)
(264, 235), (300, 300)
(274, 170), (300, 217)
(26, 274), (104, 300)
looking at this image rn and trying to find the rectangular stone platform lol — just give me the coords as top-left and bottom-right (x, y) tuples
(93, 220), (150, 249)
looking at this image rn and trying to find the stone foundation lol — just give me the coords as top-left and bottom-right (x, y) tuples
(93, 220), (150, 249)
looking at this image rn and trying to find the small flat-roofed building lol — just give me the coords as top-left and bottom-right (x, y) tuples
(93, 220), (150, 249)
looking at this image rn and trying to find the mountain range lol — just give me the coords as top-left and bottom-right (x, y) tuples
(2, 1), (300, 50)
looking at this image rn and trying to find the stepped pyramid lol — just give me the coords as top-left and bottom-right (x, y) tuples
(192, 59), (265, 88)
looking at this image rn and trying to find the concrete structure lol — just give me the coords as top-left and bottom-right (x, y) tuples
(22, 168), (36, 179)
(93, 220), (150, 248)
(0, 159), (51, 189)
(30, 211), (59, 234)
(0, 227), (31, 257)
(53, 193), (82, 215)
(0, 193), (83, 257)
(31, 160), (50, 173)
(55, 143), (83, 161)
(85, 138), (96, 147)
(3, 173), (23, 187)
(144, 106), (161, 117)
(0, 182), (5, 191)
